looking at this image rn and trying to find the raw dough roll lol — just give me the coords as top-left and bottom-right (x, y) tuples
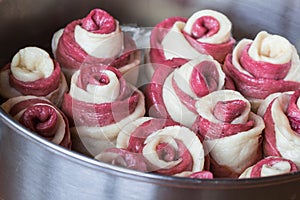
(115, 117), (205, 176)
(223, 31), (300, 110)
(61, 65), (145, 156)
(262, 89), (300, 168)
(1, 95), (71, 149)
(0, 47), (68, 106)
(192, 90), (265, 178)
(239, 156), (298, 178)
(52, 8), (141, 85)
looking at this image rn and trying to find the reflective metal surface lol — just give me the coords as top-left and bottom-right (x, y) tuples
(1, 0), (300, 65)
(1, 112), (300, 200)
(1, 0), (300, 199)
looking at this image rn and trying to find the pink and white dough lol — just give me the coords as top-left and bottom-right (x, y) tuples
(192, 90), (265, 178)
(61, 65), (145, 156)
(0, 47), (68, 106)
(110, 117), (206, 176)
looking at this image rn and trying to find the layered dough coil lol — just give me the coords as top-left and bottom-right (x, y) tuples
(239, 156), (298, 178)
(223, 31), (300, 110)
(0, 47), (68, 106)
(98, 117), (206, 176)
(259, 90), (300, 168)
(192, 90), (265, 178)
(147, 9), (235, 80)
(52, 8), (141, 84)
(61, 65), (145, 156)
(1, 96), (71, 149)
(146, 55), (232, 128)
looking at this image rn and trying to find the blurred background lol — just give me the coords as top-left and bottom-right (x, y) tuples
(0, 0), (300, 66)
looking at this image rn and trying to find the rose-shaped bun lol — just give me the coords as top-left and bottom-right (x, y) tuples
(1, 96), (71, 149)
(61, 65), (145, 156)
(116, 117), (206, 176)
(262, 89), (300, 168)
(0, 47), (68, 106)
(95, 148), (148, 172)
(146, 9), (235, 80)
(52, 8), (141, 84)
(146, 55), (229, 128)
(223, 31), (300, 110)
(192, 90), (265, 178)
(239, 156), (298, 178)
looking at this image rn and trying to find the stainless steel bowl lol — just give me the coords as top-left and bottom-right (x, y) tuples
(1, 0), (300, 199)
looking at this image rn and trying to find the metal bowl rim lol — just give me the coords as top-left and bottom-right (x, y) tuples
(1, 108), (300, 189)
